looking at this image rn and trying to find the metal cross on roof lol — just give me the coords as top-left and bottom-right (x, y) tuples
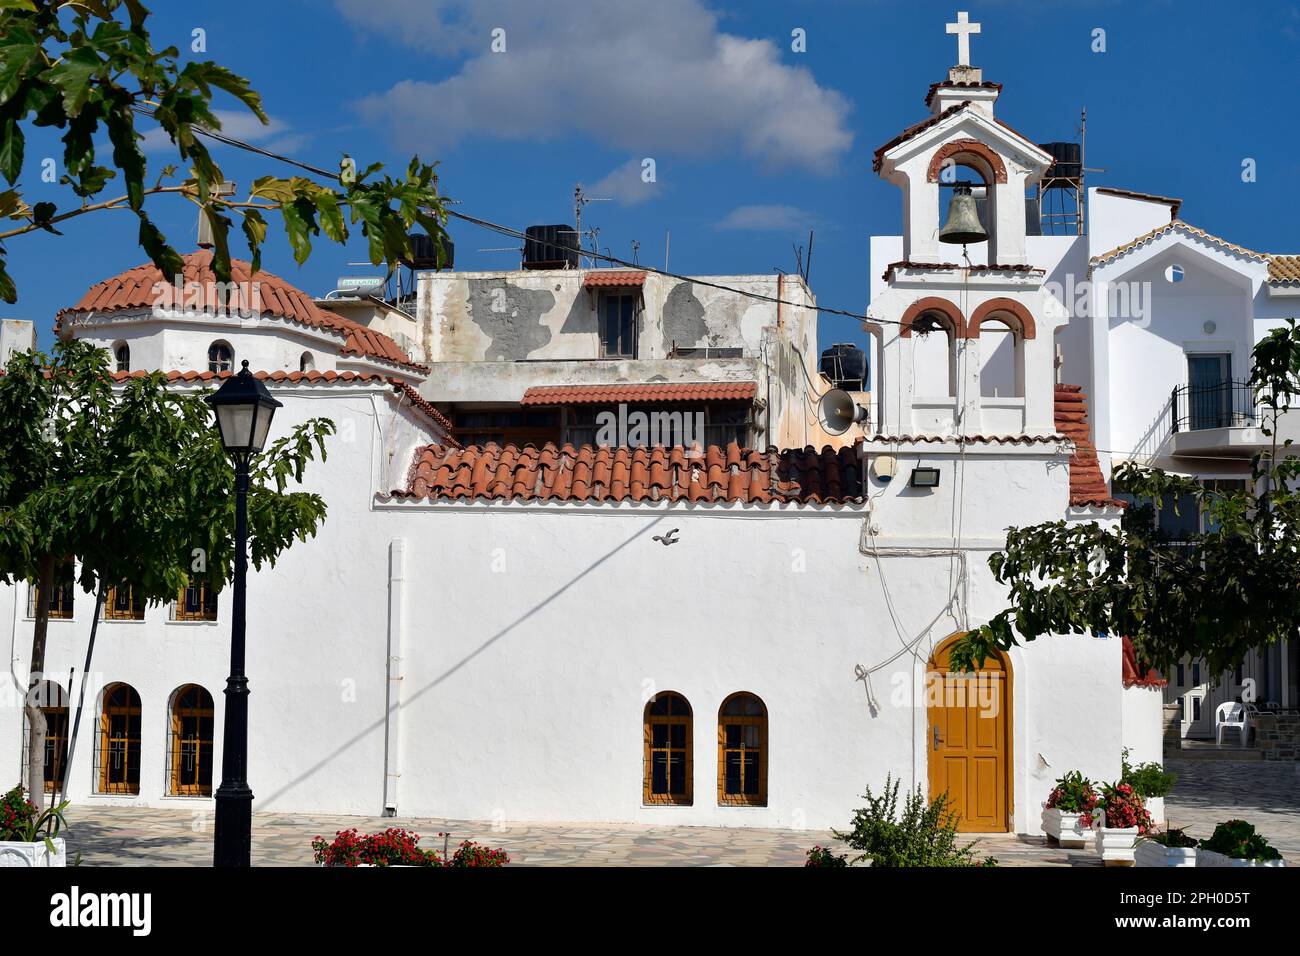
(946, 11), (981, 67)
(197, 180), (237, 249)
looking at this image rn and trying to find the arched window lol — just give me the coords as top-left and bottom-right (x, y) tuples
(912, 310), (960, 398)
(643, 692), (692, 805)
(98, 682), (142, 795)
(113, 342), (130, 373)
(24, 680), (69, 793)
(299, 351), (315, 372)
(208, 341), (234, 373)
(718, 692), (767, 807)
(168, 684), (214, 797)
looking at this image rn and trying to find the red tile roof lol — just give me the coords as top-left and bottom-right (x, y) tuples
(1054, 384), (1124, 509)
(1122, 636), (1167, 688)
(110, 368), (455, 437)
(583, 270), (647, 288)
(394, 441), (864, 505)
(520, 382), (757, 406)
(1090, 220), (1268, 271)
(872, 101), (1047, 174)
(58, 250), (426, 372)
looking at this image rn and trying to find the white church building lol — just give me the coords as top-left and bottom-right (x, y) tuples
(6, 15), (1238, 836)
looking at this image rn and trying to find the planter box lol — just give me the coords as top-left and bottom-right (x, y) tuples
(1197, 848), (1286, 868)
(0, 837), (66, 868)
(1094, 821), (1139, 866)
(1135, 839), (1196, 868)
(1041, 807), (1089, 847)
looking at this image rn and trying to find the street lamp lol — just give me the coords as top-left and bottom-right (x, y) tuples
(206, 360), (281, 868)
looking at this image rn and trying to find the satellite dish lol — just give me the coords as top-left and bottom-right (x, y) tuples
(818, 388), (869, 436)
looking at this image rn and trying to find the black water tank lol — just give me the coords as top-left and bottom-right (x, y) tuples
(407, 232), (453, 270)
(523, 224), (579, 269)
(1041, 142), (1082, 180)
(820, 343), (868, 391)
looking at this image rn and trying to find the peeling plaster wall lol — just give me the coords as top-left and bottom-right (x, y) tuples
(417, 271), (824, 450)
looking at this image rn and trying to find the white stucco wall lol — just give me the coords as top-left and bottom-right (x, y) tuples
(1121, 685), (1165, 768)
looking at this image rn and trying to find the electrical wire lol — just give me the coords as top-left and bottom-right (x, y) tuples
(130, 105), (904, 330)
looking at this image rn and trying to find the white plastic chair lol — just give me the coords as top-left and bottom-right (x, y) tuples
(1215, 701), (1249, 746)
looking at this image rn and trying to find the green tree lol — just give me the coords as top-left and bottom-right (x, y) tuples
(952, 320), (1300, 678)
(0, 0), (449, 302)
(0, 339), (333, 810)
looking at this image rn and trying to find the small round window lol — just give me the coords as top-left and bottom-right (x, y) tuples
(1165, 263), (1185, 283)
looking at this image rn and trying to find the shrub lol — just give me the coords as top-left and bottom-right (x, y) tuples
(1121, 749), (1177, 798)
(1044, 771), (1099, 817)
(311, 828), (509, 867)
(1147, 827), (1197, 848)
(0, 784), (68, 845)
(804, 845), (848, 867)
(1199, 820), (1282, 862)
(831, 775), (996, 868)
(1097, 781), (1153, 834)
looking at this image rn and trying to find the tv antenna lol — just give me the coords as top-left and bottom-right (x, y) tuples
(574, 184), (611, 268)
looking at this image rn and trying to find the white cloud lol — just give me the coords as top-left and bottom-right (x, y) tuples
(584, 158), (661, 206)
(138, 110), (305, 156)
(339, 0), (852, 172)
(715, 204), (817, 232)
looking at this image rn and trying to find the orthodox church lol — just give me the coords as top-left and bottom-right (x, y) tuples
(3, 15), (1198, 835)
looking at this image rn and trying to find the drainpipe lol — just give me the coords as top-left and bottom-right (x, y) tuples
(382, 538), (406, 814)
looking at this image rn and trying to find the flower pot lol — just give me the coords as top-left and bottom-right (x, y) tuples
(1041, 807), (1089, 847)
(1135, 839), (1196, 868)
(1094, 816), (1139, 866)
(1196, 848), (1285, 868)
(0, 837), (66, 868)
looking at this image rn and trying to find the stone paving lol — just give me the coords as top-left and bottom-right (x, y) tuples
(54, 758), (1298, 867)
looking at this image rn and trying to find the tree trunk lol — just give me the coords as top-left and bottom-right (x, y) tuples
(24, 553), (56, 813)
(58, 580), (106, 809)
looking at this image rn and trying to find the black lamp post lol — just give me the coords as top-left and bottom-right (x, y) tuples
(206, 360), (281, 868)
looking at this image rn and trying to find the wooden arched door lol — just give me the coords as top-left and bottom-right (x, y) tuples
(926, 635), (1011, 832)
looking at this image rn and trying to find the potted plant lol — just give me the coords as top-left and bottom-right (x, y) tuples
(1196, 820), (1286, 868)
(0, 785), (69, 868)
(1041, 771), (1098, 848)
(1093, 781), (1152, 866)
(1121, 749), (1176, 826)
(1135, 826), (1198, 868)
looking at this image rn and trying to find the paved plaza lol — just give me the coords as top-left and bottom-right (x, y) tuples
(55, 759), (1298, 867)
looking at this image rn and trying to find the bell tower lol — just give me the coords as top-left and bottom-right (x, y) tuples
(865, 13), (1063, 441)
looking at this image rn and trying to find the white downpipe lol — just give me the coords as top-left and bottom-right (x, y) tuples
(383, 538), (406, 813)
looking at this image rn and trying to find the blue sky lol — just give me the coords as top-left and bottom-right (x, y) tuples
(8, 0), (1300, 352)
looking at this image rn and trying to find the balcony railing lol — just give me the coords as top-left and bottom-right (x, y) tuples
(1170, 380), (1258, 433)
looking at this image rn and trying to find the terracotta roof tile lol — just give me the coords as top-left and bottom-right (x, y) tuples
(1122, 636), (1167, 688)
(1267, 255), (1300, 285)
(873, 101), (969, 172)
(393, 442), (865, 506)
(58, 250), (426, 372)
(520, 382), (757, 406)
(1090, 220), (1268, 270)
(924, 79), (1002, 107)
(583, 270), (647, 288)
(1054, 383), (1124, 509)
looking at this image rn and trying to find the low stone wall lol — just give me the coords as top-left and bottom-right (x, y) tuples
(1254, 713), (1300, 761)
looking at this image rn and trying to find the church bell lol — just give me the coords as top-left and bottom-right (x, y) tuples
(938, 185), (988, 246)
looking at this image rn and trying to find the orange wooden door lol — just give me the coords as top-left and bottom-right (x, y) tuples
(927, 641), (1009, 832)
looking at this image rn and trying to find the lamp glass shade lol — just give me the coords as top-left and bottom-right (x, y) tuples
(206, 361), (282, 455)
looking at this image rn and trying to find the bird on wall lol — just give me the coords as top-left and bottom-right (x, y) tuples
(652, 529), (680, 546)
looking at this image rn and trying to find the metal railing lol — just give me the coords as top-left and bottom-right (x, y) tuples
(1170, 380), (1258, 433)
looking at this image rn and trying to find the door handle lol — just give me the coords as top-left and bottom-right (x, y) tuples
(932, 725), (942, 751)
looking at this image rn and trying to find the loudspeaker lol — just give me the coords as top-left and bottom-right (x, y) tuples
(818, 388), (869, 436)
